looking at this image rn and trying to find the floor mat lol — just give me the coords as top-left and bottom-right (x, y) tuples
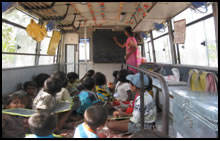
(96, 126), (132, 138)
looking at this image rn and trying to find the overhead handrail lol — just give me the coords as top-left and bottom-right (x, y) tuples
(41, 4), (70, 21)
(57, 13), (82, 32)
(121, 63), (169, 135)
(20, 2), (56, 10)
(57, 13), (77, 28)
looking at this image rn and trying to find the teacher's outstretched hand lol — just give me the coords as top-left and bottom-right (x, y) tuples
(113, 36), (126, 48)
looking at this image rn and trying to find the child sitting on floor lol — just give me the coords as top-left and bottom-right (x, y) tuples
(2, 93), (28, 138)
(67, 72), (80, 95)
(26, 111), (57, 138)
(113, 75), (153, 116)
(106, 73), (157, 133)
(77, 70), (96, 92)
(23, 81), (38, 109)
(80, 69), (95, 82)
(94, 72), (111, 102)
(51, 71), (71, 103)
(77, 78), (100, 116)
(112, 70), (119, 86)
(33, 77), (63, 111)
(113, 69), (133, 108)
(74, 105), (108, 138)
(33, 73), (50, 93)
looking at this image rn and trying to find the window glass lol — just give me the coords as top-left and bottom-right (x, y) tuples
(39, 56), (54, 65)
(154, 35), (172, 64)
(152, 24), (168, 38)
(204, 17), (217, 67)
(2, 23), (37, 54)
(79, 39), (90, 61)
(40, 37), (51, 54)
(2, 8), (38, 27)
(179, 17), (217, 67)
(2, 54), (35, 68)
(144, 39), (151, 62)
(172, 4), (213, 28)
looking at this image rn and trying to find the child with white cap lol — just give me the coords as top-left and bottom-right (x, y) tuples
(106, 73), (157, 133)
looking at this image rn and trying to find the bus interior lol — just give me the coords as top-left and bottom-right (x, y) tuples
(2, 2), (218, 138)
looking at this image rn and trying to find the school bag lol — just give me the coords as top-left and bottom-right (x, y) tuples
(187, 69), (218, 93)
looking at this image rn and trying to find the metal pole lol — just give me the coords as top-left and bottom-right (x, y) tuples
(124, 63), (169, 135)
(140, 72), (145, 129)
(167, 19), (177, 64)
(84, 21), (88, 72)
(150, 31), (156, 62)
(176, 44), (181, 64)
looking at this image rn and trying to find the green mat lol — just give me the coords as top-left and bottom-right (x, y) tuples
(2, 101), (74, 117)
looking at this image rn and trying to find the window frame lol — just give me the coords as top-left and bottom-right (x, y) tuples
(78, 38), (91, 62)
(2, 8), (59, 69)
(144, 4), (217, 68)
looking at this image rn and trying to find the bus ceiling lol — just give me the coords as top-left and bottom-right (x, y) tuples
(17, 2), (192, 33)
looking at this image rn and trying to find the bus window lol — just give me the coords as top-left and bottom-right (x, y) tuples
(172, 4), (213, 27)
(38, 31), (57, 65)
(2, 8), (38, 27)
(65, 44), (76, 73)
(153, 34), (172, 64)
(2, 22), (37, 68)
(172, 4), (217, 67)
(152, 25), (168, 38)
(144, 35), (153, 62)
(79, 38), (90, 61)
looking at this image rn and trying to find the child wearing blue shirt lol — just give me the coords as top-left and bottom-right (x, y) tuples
(77, 78), (100, 115)
(74, 105), (108, 138)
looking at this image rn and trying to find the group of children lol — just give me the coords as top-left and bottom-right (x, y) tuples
(2, 69), (163, 138)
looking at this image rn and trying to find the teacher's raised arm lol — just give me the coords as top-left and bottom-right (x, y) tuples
(113, 36), (126, 48)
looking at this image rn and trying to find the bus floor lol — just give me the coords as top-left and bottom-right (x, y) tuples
(55, 111), (176, 138)
(155, 112), (177, 138)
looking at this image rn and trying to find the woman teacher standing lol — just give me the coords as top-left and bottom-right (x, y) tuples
(113, 26), (141, 74)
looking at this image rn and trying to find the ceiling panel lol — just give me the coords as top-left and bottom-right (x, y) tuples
(133, 2), (191, 32)
(17, 2), (191, 32)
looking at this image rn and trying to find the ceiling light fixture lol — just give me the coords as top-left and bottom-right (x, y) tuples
(120, 12), (126, 22)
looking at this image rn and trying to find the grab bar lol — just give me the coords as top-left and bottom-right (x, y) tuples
(121, 63), (169, 135)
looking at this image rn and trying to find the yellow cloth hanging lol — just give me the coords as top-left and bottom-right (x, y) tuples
(47, 31), (61, 55)
(26, 19), (47, 42)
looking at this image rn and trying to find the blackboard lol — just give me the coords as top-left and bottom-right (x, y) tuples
(93, 29), (127, 63)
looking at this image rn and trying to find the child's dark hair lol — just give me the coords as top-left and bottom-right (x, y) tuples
(87, 70), (95, 77)
(43, 77), (62, 96)
(94, 72), (106, 86)
(124, 26), (134, 37)
(28, 111), (57, 137)
(77, 84), (85, 92)
(84, 105), (108, 129)
(131, 129), (169, 138)
(83, 78), (95, 90)
(51, 71), (68, 88)
(23, 81), (37, 91)
(67, 72), (79, 82)
(112, 71), (119, 78)
(127, 69), (134, 75)
(2, 91), (26, 108)
(34, 73), (50, 88)
(118, 69), (129, 83)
